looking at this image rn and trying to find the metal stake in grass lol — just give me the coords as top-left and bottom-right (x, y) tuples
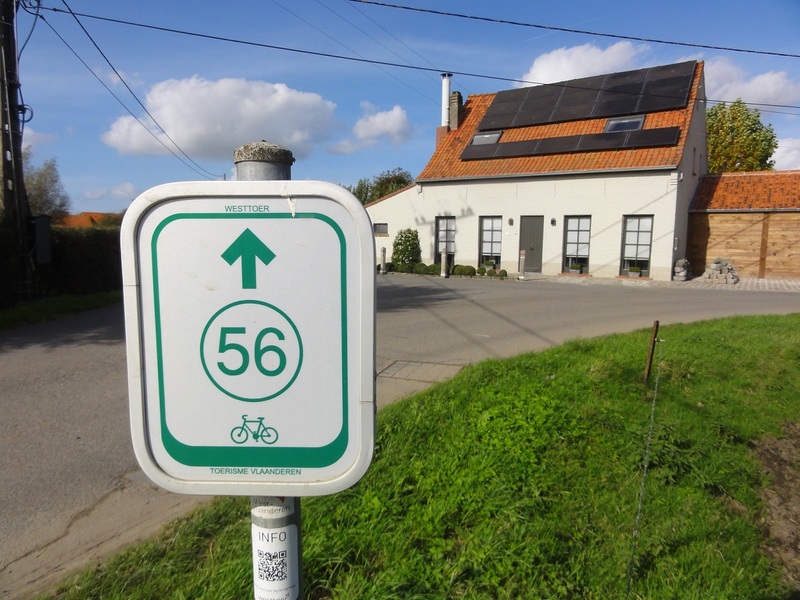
(626, 330), (665, 598)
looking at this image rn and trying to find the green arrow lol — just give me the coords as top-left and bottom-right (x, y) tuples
(221, 228), (276, 289)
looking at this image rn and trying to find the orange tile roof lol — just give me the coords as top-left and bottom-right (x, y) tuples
(691, 171), (800, 211)
(418, 62), (703, 182)
(56, 212), (114, 227)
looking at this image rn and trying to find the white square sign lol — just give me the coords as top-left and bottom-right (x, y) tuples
(121, 181), (375, 496)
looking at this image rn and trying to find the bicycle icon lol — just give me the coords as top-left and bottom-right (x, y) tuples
(230, 415), (279, 445)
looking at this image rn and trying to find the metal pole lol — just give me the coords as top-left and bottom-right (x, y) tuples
(234, 141), (302, 600)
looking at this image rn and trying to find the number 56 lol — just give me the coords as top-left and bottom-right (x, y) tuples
(217, 327), (287, 377)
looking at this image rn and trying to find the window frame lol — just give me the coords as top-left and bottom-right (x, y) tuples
(563, 215), (591, 272)
(435, 216), (456, 265)
(478, 216), (503, 267)
(471, 131), (503, 145)
(620, 215), (654, 275)
(605, 115), (645, 133)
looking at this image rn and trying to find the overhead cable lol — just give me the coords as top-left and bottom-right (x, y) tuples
(349, 0), (800, 60)
(58, 0), (221, 179)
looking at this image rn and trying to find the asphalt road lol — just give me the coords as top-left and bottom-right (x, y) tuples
(1, 275), (798, 598)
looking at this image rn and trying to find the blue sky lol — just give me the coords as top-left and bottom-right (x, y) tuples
(16, 0), (800, 214)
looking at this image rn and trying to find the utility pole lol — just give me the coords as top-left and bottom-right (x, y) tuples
(0, 0), (32, 299)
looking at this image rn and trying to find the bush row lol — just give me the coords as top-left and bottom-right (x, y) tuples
(36, 227), (122, 296)
(378, 262), (509, 279)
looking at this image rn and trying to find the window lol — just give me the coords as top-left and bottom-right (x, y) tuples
(605, 115), (645, 133)
(373, 223), (388, 236)
(479, 216), (502, 266)
(621, 216), (653, 274)
(471, 131), (502, 145)
(435, 216), (455, 265)
(563, 216), (591, 272)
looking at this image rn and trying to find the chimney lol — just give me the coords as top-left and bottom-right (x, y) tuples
(449, 90), (463, 130)
(436, 73), (453, 146)
(441, 73), (452, 126)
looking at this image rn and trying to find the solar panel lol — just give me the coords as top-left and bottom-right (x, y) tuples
(460, 127), (681, 161)
(476, 60), (696, 132)
(577, 132), (628, 151)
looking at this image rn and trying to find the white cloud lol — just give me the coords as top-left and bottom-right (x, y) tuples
(84, 182), (140, 203)
(518, 41), (649, 85)
(102, 77), (336, 160)
(22, 127), (56, 151)
(774, 139), (800, 171)
(705, 57), (800, 105)
(329, 103), (412, 154)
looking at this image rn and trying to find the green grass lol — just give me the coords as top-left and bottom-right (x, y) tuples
(41, 315), (800, 599)
(0, 291), (122, 330)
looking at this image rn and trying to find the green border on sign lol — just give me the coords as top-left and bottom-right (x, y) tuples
(150, 212), (349, 468)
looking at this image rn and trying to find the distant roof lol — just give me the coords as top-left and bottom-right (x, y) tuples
(56, 212), (115, 227)
(691, 171), (800, 211)
(418, 60), (703, 182)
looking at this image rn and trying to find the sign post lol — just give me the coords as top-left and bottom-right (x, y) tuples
(121, 143), (375, 599)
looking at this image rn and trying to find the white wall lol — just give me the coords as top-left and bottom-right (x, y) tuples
(367, 170), (684, 281)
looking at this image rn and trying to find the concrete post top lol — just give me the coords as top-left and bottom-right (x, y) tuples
(234, 141), (295, 165)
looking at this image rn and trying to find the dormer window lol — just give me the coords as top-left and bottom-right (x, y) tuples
(605, 115), (645, 133)
(472, 131), (502, 145)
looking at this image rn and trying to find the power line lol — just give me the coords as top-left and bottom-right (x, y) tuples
(271, 0), (437, 104)
(349, 0), (800, 60)
(57, 0), (221, 179)
(22, 4), (800, 117)
(32, 11), (220, 180)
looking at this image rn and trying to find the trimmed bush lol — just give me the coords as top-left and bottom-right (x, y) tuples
(413, 262), (428, 275)
(498, 269), (508, 280)
(477, 267), (486, 276)
(487, 268), (496, 278)
(426, 264), (440, 275)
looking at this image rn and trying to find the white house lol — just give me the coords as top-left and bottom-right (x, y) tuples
(367, 60), (707, 281)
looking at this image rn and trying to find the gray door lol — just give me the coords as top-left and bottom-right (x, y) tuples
(519, 216), (544, 273)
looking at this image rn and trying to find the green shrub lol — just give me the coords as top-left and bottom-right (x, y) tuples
(487, 268), (496, 278)
(453, 264), (475, 277)
(477, 267), (486, 276)
(426, 263), (440, 275)
(391, 228), (421, 267)
(37, 227), (122, 295)
(498, 269), (508, 279)
(413, 262), (428, 274)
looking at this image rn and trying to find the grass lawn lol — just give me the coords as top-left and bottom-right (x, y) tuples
(0, 291), (122, 330)
(40, 314), (800, 599)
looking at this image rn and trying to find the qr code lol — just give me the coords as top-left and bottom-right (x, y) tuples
(257, 550), (288, 582)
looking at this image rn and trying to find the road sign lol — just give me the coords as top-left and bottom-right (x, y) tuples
(120, 181), (375, 496)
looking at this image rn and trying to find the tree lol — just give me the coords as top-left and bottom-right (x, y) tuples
(371, 167), (413, 201)
(706, 99), (777, 173)
(346, 167), (413, 205)
(23, 148), (72, 219)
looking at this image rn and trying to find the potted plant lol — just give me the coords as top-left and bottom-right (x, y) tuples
(569, 263), (582, 274)
(628, 266), (641, 277)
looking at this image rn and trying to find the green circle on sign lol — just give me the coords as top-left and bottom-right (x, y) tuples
(200, 300), (303, 402)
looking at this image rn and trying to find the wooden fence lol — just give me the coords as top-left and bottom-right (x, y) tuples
(687, 212), (800, 279)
